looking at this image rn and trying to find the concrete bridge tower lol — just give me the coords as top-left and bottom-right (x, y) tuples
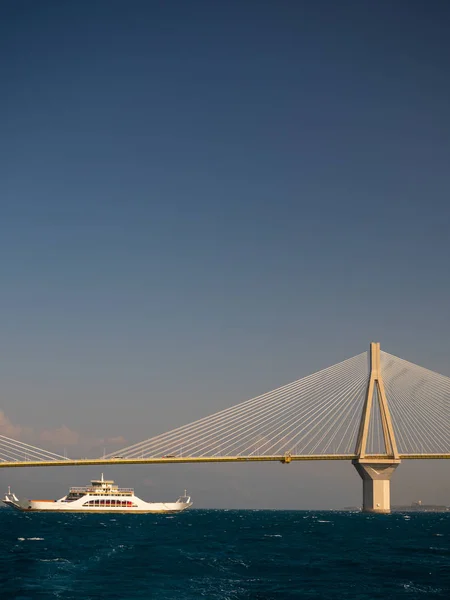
(353, 342), (401, 513)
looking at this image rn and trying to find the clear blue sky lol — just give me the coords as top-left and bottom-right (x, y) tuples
(1, 0), (449, 508)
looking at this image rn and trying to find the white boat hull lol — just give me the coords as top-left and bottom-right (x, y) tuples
(3, 497), (192, 513)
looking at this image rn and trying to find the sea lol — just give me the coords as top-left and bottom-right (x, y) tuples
(0, 509), (449, 600)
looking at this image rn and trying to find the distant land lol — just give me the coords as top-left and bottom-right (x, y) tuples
(391, 501), (449, 512)
(343, 501), (449, 512)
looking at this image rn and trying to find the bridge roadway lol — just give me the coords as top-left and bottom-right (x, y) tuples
(0, 453), (449, 469)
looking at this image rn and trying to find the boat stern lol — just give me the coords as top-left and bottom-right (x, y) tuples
(2, 488), (29, 511)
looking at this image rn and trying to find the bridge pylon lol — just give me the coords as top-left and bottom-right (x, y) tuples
(352, 342), (401, 513)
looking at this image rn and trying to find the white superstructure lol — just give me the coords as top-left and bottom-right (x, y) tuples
(2, 474), (192, 513)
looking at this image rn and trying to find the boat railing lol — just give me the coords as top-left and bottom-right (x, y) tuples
(69, 487), (135, 493)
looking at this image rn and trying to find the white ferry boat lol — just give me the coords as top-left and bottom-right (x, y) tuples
(2, 474), (192, 513)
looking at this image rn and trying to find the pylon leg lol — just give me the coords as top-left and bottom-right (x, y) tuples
(352, 460), (400, 513)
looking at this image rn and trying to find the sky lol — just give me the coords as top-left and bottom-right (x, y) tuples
(0, 0), (449, 509)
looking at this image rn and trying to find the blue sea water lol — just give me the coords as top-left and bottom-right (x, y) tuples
(0, 509), (449, 599)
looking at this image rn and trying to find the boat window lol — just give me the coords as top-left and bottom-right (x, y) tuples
(81, 498), (138, 508)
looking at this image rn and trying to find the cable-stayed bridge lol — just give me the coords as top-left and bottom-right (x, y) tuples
(1, 343), (449, 512)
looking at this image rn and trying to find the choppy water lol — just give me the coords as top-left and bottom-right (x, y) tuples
(0, 509), (449, 599)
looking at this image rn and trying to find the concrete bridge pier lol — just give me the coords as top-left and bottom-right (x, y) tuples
(353, 343), (401, 513)
(353, 459), (401, 513)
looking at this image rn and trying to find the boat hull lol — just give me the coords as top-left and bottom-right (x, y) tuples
(3, 495), (192, 513)
(3, 499), (192, 513)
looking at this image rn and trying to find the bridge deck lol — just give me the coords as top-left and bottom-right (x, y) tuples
(0, 454), (449, 468)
